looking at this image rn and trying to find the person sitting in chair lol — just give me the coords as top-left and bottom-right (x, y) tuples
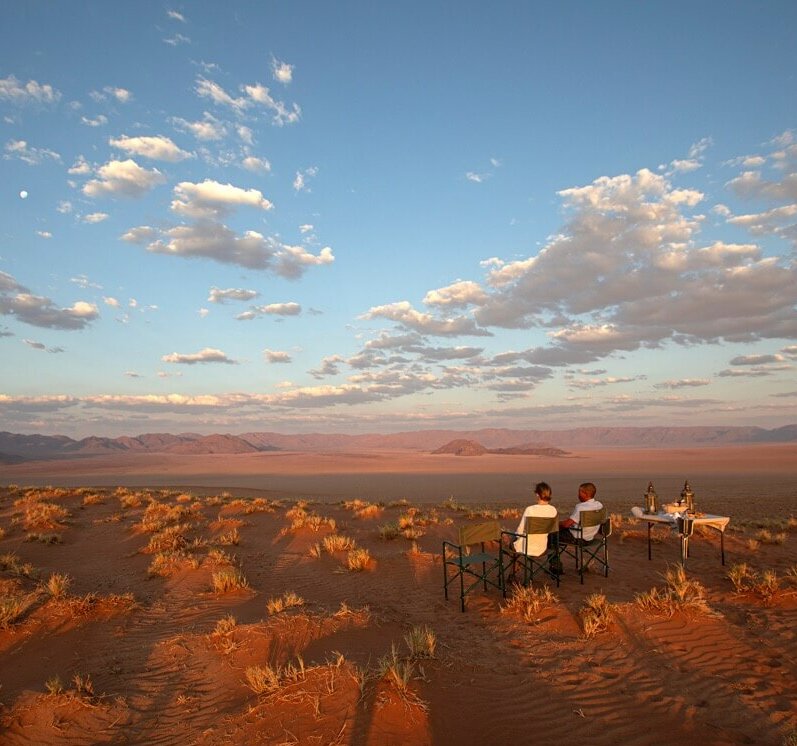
(513, 481), (557, 554)
(559, 482), (603, 543)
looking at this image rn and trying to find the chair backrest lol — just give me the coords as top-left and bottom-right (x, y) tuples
(524, 515), (558, 536)
(458, 520), (501, 547)
(579, 508), (607, 529)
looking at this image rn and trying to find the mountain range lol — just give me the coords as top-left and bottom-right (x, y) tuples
(1, 425), (796, 464)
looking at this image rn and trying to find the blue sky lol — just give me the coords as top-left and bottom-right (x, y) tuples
(1, 1), (796, 438)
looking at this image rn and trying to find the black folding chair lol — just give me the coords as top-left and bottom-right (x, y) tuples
(500, 515), (561, 591)
(559, 508), (610, 584)
(443, 520), (503, 612)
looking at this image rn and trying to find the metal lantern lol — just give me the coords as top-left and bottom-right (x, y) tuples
(681, 480), (695, 513)
(644, 481), (658, 514)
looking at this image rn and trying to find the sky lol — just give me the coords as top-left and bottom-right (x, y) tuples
(1, 1), (796, 438)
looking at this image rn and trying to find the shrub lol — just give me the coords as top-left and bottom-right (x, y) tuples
(347, 548), (371, 572)
(211, 568), (249, 593)
(580, 592), (613, 638)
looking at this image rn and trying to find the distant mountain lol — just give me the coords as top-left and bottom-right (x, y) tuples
(432, 439), (570, 457)
(0, 424), (795, 463)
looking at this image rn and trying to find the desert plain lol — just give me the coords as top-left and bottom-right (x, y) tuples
(1, 443), (796, 744)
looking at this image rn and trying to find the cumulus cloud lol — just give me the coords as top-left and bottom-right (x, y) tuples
(162, 347), (237, 365)
(125, 221), (334, 276)
(243, 83), (301, 125)
(0, 271), (99, 330)
(171, 113), (227, 141)
(236, 302), (301, 320)
(729, 353), (785, 366)
(271, 57), (294, 84)
(363, 301), (491, 337)
(242, 155), (271, 173)
(4, 139), (61, 165)
(82, 212), (109, 223)
(171, 179), (273, 218)
(264, 349), (292, 363)
(103, 296), (119, 307)
(83, 159), (166, 198)
(423, 280), (488, 308)
(110, 134), (191, 162)
(0, 75), (60, 105)
(208, 287), (259, 304)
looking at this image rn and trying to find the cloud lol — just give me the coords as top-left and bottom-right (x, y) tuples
(242, 156), (271, 173)
(363, 301), (492, 337)
(653, 378), (711, 389)
(271, 57), (294, 85)
(236, 302), (301, 320)
(83, 159), (166, 198)
(208, 287), (259, 304)
(171, 179), (273, 218)
(670, 159), (701, 173)
(566, 375), (640, 390)
(423, 280), (487, 308)
(161, 347), (237, 365)
(126, 222), (334, 276)
(110, 135), (191, 162)
(167, 9), (186, 22)
(729, 353), (785, 366)
(293, 166), (317, 192)
(36, 230), (52, 239)
(68, 156), (91, 175)
(196, 77), (248, 112)
(264, 349), (292, 363)
(164, 33), (190, 46)
(0, 272), (99, 330)
(466, 171), (487, 183)
(23, 339), (64, 353)
(727, 170), (797, 203)
(243, 83), (301, 125)
(4, 139), (61, 165)
(310, 355), (345, 379)
(81, 114), (108, 127)
(171, 113), (227, 141)
(0, 75), (60, 105)
(82, 212), (109, 223)
(103, 297), (119, 307)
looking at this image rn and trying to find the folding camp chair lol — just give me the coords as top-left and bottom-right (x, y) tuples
(559, 508), (610, 584)
(500, 515), (561, 592)
(443, 520), (503, 612)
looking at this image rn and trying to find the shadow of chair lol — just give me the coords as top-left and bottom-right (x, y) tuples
(443, 519), (503, 612)
(559, 508), (611, 584)
(500, 515), (561, 592)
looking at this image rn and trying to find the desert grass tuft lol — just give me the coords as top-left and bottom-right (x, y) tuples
(580, 592), (613, 638)
(211, 567), (250, 593)
(22, 501), (69, 530)
(636, 564), (708, 616)
(46, 573), (71, 599)
(148, 551), (199, 577)
(216, 527), (240, 546)
(756, 528), (787, 545)
(322, 534), (357, 553)
(728, 562), (757, 592)
(0, 552), (36, 578)
(145, 524), (189, 553)
(72, 673), (95, 699)
(25, 532), (62, 544)
(346, 548), (371, 572)
(266, 591), (305, 615)
(379, 523), (400, 541)
(0, 596), (27, 628)
(404, 625), (436, 659)
(45, 675), (64, 695)
(502, 583), (557, 622)
(377, 644), (415, 695)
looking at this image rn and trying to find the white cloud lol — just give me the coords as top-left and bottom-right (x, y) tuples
(105, 86), (132, 103)
(670, 158), (701, 173)
(83, 159), (166, 198)
(466, 171), (486, 183)
(653, 379), (711, 390)
(243, 83), (301, 125)
(242, 156), (271, 173)
(362, 301), (491, 337)
(171, 179), (273, 218)
(57, 201), (73, 214)
(164, 33), (190, 46)
(4, 139), (61, 165)
(110, 134), (191, 162)
(171, 113), (227, 141)
(167, 9), (186, 22)
(196, 77), (248, 112)
(82, 212), (109, 223)
(271, 57), (294, 85)
(198, 308), (209, 318)
(237, 125), (254, 144)
(236, 302), (301, 320)
(0, 272), (99, 330)
(68, 156), (91, 175)
(208, 287), (259, 304)
(103, 297), (119, 307)
(293, 166), (318, 192)
(423, 280), (487, 308)
(162, 347), (237, 365)
(729, 353), (785, 366)
(264, 349), (292, 363)
(0, 75), (60, 105)
(36, 230), (52, 239)
(128, 222), (334, 276)
(299, 224), (314, 234)
(81, 114), (108, 127)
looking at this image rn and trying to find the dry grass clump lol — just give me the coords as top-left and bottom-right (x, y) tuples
(755, 529), (787, 545)
(148, 551), (200, 577)
(375, 644), (427, 709)
(211, 567), (250, 593)
(342, 499), (383, 519)
(322, 534), (357, 553)
(502, 584), (558, 622)
(145, 524), (190, 553)
(284, 504), (336, 533)
(244, 657), (307, 696)
(404, 625), (436, 659)
(0, 595), (29, 629)
(22, 500), (69, 530)
(636, 564), (708, 617)
(72, 673), (95, 700)
(81, 492), (105, 506)
(215, 527), (240, 546)
(138, 501), (189, 532)
(208, 614), (239, 654)
(266, 590), (305, 615)
(244, 497), (279, 514)
(379, 523), (400, 541)
(346, 548), (372, 572)
(45, 675), (64, 695)
(580, 592), (614, 638)
(0, 552), (36, 578)
(728, 563), (783, 605)
(25, 532), (62, 544)
(45, 573), (71, 599)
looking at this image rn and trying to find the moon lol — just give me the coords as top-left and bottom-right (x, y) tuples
(19, 190), (28, 199)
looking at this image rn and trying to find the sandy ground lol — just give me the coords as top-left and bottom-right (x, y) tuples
(0, 447), (796, 744)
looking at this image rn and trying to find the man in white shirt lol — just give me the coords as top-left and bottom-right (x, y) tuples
(559, 482), (603, 543)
